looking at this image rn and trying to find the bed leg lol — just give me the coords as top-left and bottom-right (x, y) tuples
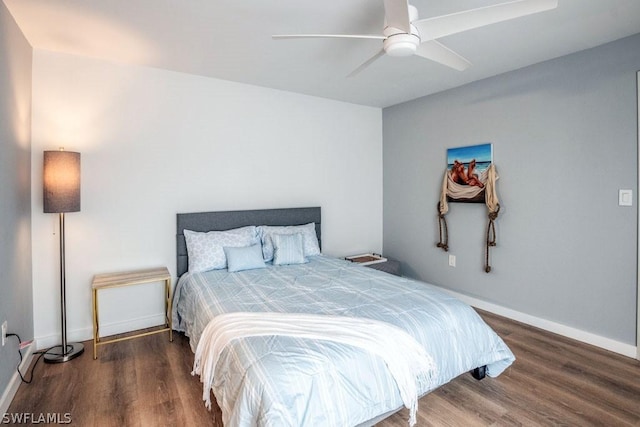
(471, 365), (486, 380)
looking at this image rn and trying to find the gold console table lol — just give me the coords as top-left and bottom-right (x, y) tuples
(92, 266), (172, 360)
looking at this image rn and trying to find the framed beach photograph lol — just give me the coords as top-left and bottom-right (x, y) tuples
(446, 143), (493, 203)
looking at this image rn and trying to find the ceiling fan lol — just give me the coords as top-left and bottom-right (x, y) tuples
(273, 0), (558, 76)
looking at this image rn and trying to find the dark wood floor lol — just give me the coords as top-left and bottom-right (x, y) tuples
(8, 310), (640, 426)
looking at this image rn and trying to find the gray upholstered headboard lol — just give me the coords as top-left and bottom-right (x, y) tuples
(176, 207), (321, 277)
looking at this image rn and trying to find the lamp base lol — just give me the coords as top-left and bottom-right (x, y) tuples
(44, 342), (85, 363)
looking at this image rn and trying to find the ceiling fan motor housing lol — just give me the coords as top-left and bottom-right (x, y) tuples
(383, 4), (420, 57)
(383, 31), (420, 57)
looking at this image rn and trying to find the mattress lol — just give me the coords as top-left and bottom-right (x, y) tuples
(173, 255), (515, 426)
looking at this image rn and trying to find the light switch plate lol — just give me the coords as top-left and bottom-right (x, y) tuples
(1, 321), (7, 346)
(619, 189), (633, 206)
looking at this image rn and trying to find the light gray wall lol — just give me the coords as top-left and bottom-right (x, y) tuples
(0, 2), (33, 396)
(383, 34), (640, 345)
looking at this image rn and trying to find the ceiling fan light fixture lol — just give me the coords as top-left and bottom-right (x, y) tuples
(383, 33), (420, 57)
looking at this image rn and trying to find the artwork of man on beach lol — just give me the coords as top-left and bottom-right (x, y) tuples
(446, 143), (493, 203)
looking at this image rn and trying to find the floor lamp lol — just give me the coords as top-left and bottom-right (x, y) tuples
(43, 149), (85, 363)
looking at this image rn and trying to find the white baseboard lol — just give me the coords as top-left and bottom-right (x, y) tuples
(35, 313), (167, 350)
(444, 289), (638, 359)
(0, 341), (35, 415)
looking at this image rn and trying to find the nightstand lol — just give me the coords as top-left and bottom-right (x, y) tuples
(92, 266), (173, 360)
(367, 259), (401, 276)
(345, 253), (401, 276)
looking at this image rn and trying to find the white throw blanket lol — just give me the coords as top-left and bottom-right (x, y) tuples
(192, 311), (436, 426)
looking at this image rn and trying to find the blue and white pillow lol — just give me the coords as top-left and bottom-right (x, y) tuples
(224, 244), (266, 273)
(272, 233), (307, 266)
(184, 226), (258, 272)
(258, 223), (320, 262)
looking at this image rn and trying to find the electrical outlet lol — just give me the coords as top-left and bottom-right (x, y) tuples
(448, 254), (456, 267)
(1, 321), (7, 346)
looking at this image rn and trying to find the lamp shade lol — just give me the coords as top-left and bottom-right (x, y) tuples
(43, 150), (81, 213)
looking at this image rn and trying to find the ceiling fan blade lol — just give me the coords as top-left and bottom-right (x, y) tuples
(273, 34), (385, 40)
(414, 0), (558, 40)
(348, 49), (386, 77)
(415, 40), (471, 71)
(383, 0), (411, 32)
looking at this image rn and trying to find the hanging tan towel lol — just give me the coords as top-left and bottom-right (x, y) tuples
(438, 170), (449, 216)
(485, 164), (499, 214)
(437, 163), (500, 273)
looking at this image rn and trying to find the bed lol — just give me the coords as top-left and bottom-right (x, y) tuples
(173, 207), (515, 426)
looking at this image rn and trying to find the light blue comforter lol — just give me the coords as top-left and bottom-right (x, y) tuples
(173, 255), (515, 426)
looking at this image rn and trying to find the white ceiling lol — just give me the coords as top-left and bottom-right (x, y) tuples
(4, 0), (640, 108)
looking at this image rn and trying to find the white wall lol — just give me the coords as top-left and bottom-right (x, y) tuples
(31, 50), (383, 347)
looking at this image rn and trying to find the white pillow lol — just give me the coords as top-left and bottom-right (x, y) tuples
(258, 223), (320, 262)
(184, 226), (258, 272)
